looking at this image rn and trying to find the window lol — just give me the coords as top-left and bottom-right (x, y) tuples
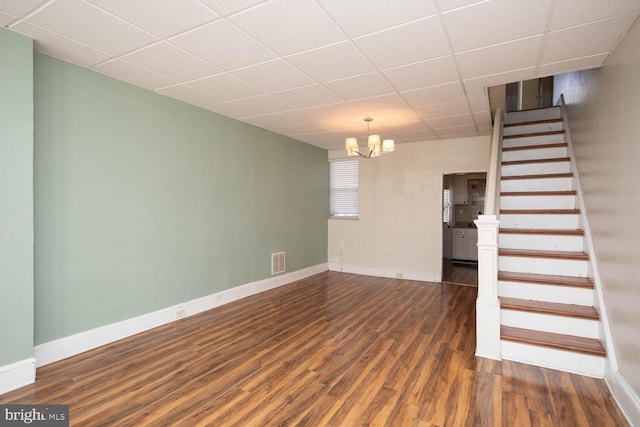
(443, 187), (452, 224)
(330, 159), (359, 218)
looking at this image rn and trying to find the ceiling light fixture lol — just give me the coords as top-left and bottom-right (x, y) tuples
(345, 117), (394, 158)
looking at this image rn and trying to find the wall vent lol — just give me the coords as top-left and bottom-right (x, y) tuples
(271, 252), (285, 275)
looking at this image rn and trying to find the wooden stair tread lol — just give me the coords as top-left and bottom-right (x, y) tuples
(498, 271), (593, 288)
(501, 326), (605, 356)
(502, 142), (567, 152)
(504, 118), (564, 127)
(499, 248), (588, 260)
(500, 297), (599, 319)
(501, 190), (576, 196)
(500, 228), (584, 236)
(503, 130), (565, 139)
(503, 157), (570, 166)
(500, 209), (580, 215)
(502, 172), (573, 180)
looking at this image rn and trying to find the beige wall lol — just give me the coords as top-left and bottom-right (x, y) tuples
(328, 136), (490, 282)
(554, 18), (640, 406)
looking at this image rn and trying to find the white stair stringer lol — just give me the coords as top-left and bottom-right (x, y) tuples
(497, 107), (605, 378)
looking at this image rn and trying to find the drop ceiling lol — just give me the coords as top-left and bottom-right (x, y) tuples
(2, 0), (639, 150)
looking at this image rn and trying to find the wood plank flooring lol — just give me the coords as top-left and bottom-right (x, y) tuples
(0, 271), (628, 426)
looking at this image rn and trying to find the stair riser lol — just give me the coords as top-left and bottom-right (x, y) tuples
(498, 280), (594, 305)
(501, 341), (605, 377)
(502, 161), (570, 176)
(501, 310), (599, 339)
(503, 133), (565, 148)
(499, 214), (581, 230)
(502, 146), (567, 162)
(505, 107), (562, 124)
(501, 177), (574, 192)
(503, 122), (564, 136)
(499, 233), (584, 252)
(499, 256), (588, 277)
(500, 195), (576, 210)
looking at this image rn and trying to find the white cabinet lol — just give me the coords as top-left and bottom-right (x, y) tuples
(452, 228), (478, 261)
(454, 175), (467, 205)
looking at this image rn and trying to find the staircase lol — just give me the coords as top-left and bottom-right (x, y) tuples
(497, 106), (606, 377)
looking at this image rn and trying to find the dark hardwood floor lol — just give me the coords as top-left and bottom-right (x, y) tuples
(0, 271), (627, 426)
(442, 258), (478, 287)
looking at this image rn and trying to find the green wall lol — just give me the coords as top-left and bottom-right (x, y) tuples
(34, 54), (328, 344)
(0, 28), (34, 365)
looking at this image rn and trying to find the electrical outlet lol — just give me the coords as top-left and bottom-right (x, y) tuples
(176, 307), (186, 319)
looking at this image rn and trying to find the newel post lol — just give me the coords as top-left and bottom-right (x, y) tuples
(474, 214), (501, 360)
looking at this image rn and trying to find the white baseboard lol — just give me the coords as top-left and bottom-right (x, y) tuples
(328, 263), (438, 282)
(34, 263), (328, 368)
(0, 358), (36, 395)
(607, 368), (640, 426)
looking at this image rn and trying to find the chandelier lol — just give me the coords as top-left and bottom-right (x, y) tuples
(345, 117), (395, 158)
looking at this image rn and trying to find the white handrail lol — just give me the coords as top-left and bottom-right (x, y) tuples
(484, 108), (504, 215)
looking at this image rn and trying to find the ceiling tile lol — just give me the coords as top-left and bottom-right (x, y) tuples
(0, 10), (15, 25)
(456, 36), (543, 79)
(437, 0), (486, 13)
(426, 113), (474, 129)
(25, 0), (157, 55)
(170, 20), (276, 71)
(473, 111), (492, 128)
(318, 0), (436, 38)
(354, 16), (449, 69)
(263, 109), (317, 125)
(155, 84), (221, 106)
(324, 72), (396, 101)
(85, 0), (217, 38)
(203, 102), (255, 118)
(416, 100), (471, 120)
(124, 41), (221, 82)
(232, 94), (298, 115)
(274, 85), (342, 109)
(188, 73), (263, 100)
(442, 0), (551, 53)
(11, 21), (111, 68)
(348, 94), (420, 124)
(238, 115), (286, 130)
(229, 0), (345, 56)
(232, 59), (314, 92)
(303, 102), (359, 121)
(434, 124), (477, 137)
(383, 55), (458, 92)
(286, 41), (374, 82)
(0, 0), (45, 17)
(401, 82), (466, 108)
(467, 94), (491, 113)
(394, 128), (439, 142)
(94, 59), (177, 90)
(550, 0), (640, 31)
(537, 53), (609, 77)
(541, 14), (637, 64)
(199, 0), (267, 17)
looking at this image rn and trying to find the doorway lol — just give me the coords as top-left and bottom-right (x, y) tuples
(442, 172), (486, 287)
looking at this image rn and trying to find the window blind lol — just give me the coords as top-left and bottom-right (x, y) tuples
(330, 159), (359, 218)
(443, 188), (451, 223)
